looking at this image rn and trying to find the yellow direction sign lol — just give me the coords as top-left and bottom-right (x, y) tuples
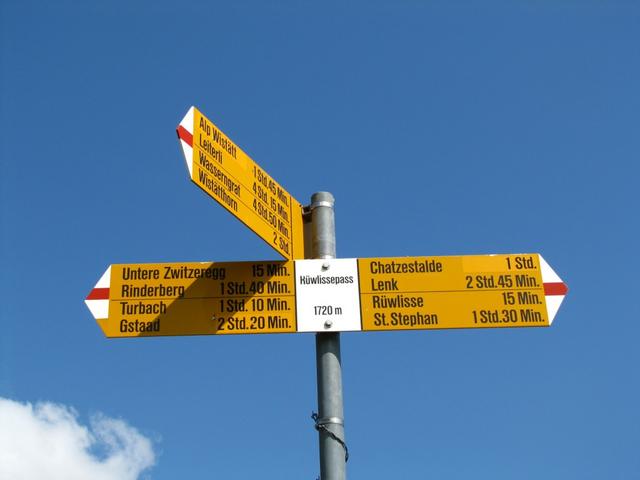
(177, 107), (305, 260)
(357, 253), (568, 331)
(85, 261), (297, 338)
(86, 254), (568, 337)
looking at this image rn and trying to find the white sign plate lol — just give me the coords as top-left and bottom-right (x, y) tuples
(295, 259), (361, 332)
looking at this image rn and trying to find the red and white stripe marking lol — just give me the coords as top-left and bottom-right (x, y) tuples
(176, 106), (194, 176)
(85, 266), (111, 320)
(539, 255), (568, 324)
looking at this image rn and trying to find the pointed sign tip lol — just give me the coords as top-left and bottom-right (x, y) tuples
(177, 107), (195, 176)
(537, 255), (568, 325)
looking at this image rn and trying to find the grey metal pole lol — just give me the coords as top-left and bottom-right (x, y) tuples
(310, 192), (346, 480)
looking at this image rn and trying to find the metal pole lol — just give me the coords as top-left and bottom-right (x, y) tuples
(310, 192), (346, 480)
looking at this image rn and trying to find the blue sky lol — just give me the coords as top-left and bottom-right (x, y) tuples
(1, 1), (639, 479)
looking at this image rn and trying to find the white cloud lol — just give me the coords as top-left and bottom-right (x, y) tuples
(0, 398), (156, 480)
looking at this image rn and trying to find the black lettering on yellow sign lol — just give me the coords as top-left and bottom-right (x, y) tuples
(372, 311), (438, 327)
(471, 308), (545, 325)
(390, 311), (438, 327)
(197, 166), (239, 212)
(369, 259), (443, 274)
(104, 262), (297, 337)
(358, 255), (549, 332)
(198, 137), (223, 163)
(505, 255), (537, 270)
(197, 150), (240, 195)
(120, 301), (167, 315)
(370, 278), (398, 291)
(215, 315), (292, 332)
(188, 108), (306, 260)
(372, 294), (423, 308)
(162, 264), (226, 280)
(122, 266), (159, 280)
(120, 319), (160, 333)
(199, 116), (237, 159)
(121, 284), (185, 298)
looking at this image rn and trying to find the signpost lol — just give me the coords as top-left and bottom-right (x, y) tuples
(85, 106), (570, 480)
(85, 254), (567, 337)
(176, 107), (305, 260)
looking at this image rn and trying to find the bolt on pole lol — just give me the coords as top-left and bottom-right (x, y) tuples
(310, 192), (347, 480)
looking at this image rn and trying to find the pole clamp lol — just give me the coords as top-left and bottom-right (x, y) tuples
(314, 416), (344, 427)
(308, 200), (334, 210)
(311, 412), (349, 462)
